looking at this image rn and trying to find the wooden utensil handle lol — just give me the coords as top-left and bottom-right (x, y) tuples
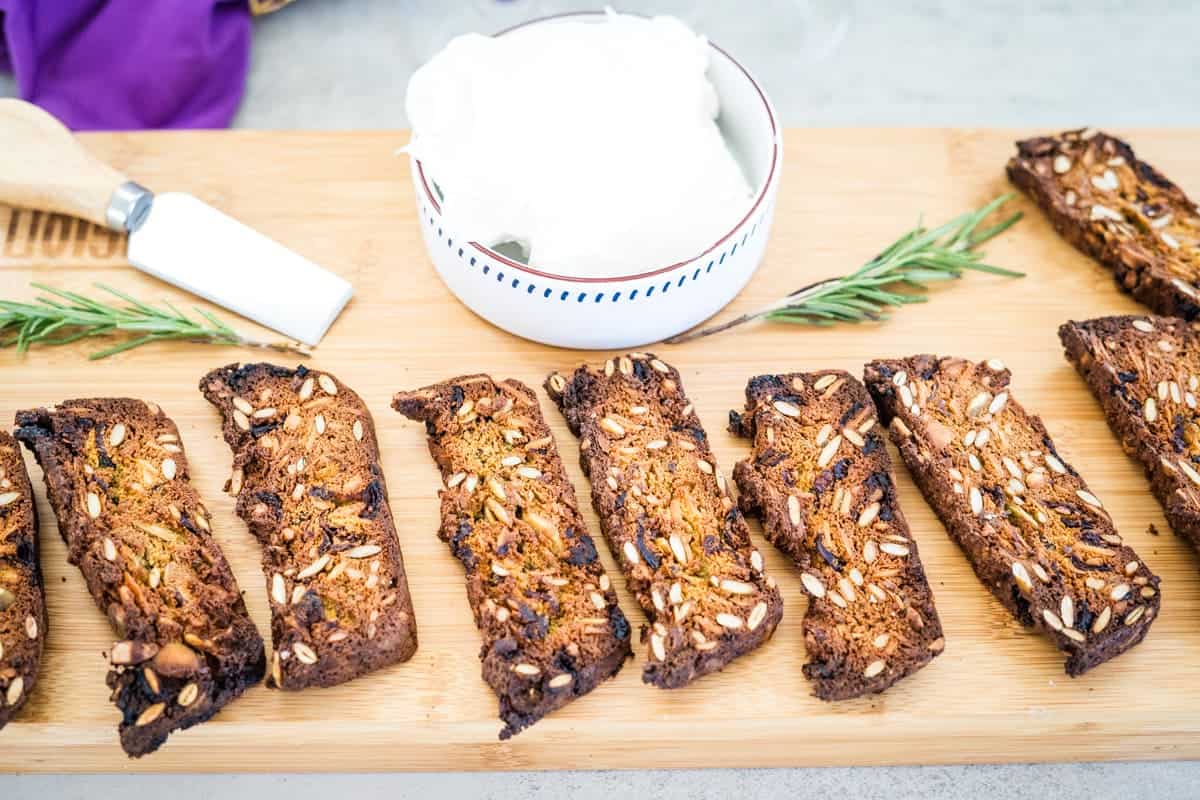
(0, 99), (130, 229)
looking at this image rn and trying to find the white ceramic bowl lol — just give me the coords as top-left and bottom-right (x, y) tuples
(409, 12), (782, 350)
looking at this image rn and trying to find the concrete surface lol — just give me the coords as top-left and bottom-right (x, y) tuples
(2, 0), (1199, 797)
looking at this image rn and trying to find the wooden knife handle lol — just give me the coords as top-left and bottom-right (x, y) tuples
(0, 99), (130, 229)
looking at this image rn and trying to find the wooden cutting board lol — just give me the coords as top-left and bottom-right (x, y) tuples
(1, 129), (1198, 772)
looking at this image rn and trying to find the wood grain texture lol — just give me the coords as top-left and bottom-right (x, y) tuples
(0, 129), (1197, 772)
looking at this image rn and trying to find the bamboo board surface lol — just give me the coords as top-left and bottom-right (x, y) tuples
(0, 129), (1198, 772)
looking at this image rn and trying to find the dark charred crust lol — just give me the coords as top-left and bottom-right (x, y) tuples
(200, 364), (418, 692)
(1009, 129), (1200, 320)
(865, 355), (1160, 677)
(1060, 315), (1200, 556)
(732, 370), (944, 699)
(546, 354), (783, 690)
(14, 400), (265, 756)
(394, 374), (629, 740)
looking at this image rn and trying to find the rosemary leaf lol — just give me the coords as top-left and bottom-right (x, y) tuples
(665, 194), (1024, 344)
(0, 284), (311, 360)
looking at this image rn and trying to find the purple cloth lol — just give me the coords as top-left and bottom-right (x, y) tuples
(0, 0), (251, 130)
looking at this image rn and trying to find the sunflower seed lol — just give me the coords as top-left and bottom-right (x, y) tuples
(4, 676), (22, 706)
(271, 574), (287, 604)
(863, 660), (886, 678)
(969, 486), (983, 515)
(108, 423), (127, 447)
(177, 682), (199, 707)
(296, 554), (331, 580)
(817, 436), (842, 468)
(353, 420), (364, 441)
(622, 540), (640, 565)
(600, 417), (625, 437)
(293, 642), (318, 664)
(809, 373), (837, 392)
(135, 702), (165, 727)
(773, 400), (801, 418)
(85, 491), (102, 519)
(858, 502), (881, 528)
(1144, 396), (1158, 422)
(1061, 596), (1075, 628)
(1180, 460), (1200, 486)
(988, 392), (1008, 415)
(669, 534), (689, 564)
(346, 544), (382, 558)
(314, 414), (326, 435)
(967, 392), (991, 417)
(716, 613), (744, 630)
(787, 495), (801, 527)
(1125, 606), (1146, 626)
(161, 459), (178, 480)
(800, 572), (826, 598)
(880, 542), (909, 557)
(1011, 562), (1032, 592)
(103, 538), (117, 561)
(720, 579), (755, 595)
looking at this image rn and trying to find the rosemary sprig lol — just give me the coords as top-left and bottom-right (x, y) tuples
(0, 284), (310, 360)
(665, 194), (1025, 344)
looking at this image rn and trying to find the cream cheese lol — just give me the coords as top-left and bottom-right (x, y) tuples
(405, 11), (754, 279)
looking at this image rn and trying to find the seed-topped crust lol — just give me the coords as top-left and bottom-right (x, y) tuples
(729, 371), (944, 700)
(864, 356), (1161, 676)
(393, 375), (630, 740)
(14, 400), (265, 757)
(546, 354), (783, 688)
(1060, 315), (1200, 552)
(1008, 128), (1200, 319)
(200, 364), (418, 690)
(0, 433), (44, 730)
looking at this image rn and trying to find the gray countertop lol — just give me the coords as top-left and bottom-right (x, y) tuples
(4, 0), (1200, 796)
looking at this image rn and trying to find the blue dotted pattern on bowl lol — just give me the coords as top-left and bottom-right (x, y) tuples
(423, 205), (766, 301)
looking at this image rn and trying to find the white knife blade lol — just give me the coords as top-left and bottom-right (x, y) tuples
(0, 99), (353, 347)
(125, 193), (353, 347)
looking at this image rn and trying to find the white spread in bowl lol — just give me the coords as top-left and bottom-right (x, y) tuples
(405, 11), (754, 279)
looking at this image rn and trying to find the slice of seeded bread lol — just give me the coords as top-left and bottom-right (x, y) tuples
(201, 364), (418, 690)
(864, 356), (1161, 676)
(1008, 128), (1200, 319)
(394, 375), (630, 739)
(546, 353), (783, 689)
(730, 371), (944, 700)
(0, 433), (45, 729)
(1060, 314), (1200, 552)
(15, 400), (265, 757)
